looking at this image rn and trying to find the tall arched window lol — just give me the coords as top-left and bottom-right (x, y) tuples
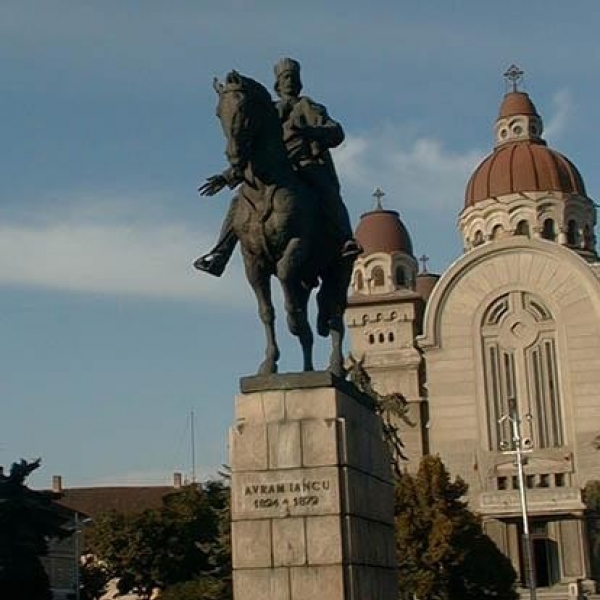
(473, 230), (484, 246)
(566, 219), (579, 246)
(355, 271), (364, 291)
(396, 266), (406, 287)
(542, 218), (556, 241)
(515, 220), (530, 237)
(492, 224), (504, 240)
(372, 266), (385, 287)
(482, 292), (564, 450)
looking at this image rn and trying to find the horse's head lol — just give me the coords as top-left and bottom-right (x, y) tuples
(213, 71), (277, 174)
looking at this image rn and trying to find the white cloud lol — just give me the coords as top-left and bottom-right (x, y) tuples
(0, 197), (246, 304)
(334, 130), (484, 214)
(544, 88), (572, 140)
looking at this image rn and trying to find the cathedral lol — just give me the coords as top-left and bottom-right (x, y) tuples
(346, 69), (600, 593)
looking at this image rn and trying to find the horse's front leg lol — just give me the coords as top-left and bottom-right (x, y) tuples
(245, 258), (279, 375)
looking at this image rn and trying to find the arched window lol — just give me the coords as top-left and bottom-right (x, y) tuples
(584, 224), (593, 249)
(355, 271), (364, 291)
(473, 230), (484, 246)
(378, 333), (385, 343)
(368, 334), (375, 345)
(566, 220), (579, 246)
(396, 267), (406, 287)
(481, 292), (563, 451)
(542, 218), (556, 241)
(372, 267), (385, 287)
(515, 220), (530, 237)
(491, 224), (504, 240)
(388, 332), (395, 343)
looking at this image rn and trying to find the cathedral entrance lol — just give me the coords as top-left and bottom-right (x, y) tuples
(532, 535), (559, 587)
(517, 521), (559, 588)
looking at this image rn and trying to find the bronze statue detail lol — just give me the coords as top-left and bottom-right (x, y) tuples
(197, 67), (356, 376)
(195, 58), (361, 278)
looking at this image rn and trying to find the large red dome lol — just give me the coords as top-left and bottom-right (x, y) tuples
(465, 142), (586, 208)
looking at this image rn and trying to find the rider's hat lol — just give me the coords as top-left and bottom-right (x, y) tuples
(274, 57), (301, 85)
(274, 57), (300, 78)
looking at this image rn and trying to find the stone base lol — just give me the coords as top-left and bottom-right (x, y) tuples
(230, 372), (397, 600)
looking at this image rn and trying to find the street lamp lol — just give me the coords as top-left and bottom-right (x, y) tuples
(499, 396), (536, 600)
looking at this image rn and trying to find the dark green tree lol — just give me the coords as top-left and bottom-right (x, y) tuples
(583, 480), (600, 581)
(79, 554), (110, 600)
(395, 455), (517, 600)
(0, 458), (72, 600)
(87, 480), (231, 600)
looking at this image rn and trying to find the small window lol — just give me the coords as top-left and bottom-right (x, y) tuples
(388, 332), (395, 343)
(492, 224), (504, 240)
(538, 474), (550, 488)
(497, 476), (508, 490)
(555, 473), (565, 487)
(566, 219), (579, 246)
(584, 225), (593, 249)
(515, 220), (530, 237)
(542, 218), (556, 241)
(378, 333), (385, 343)
(512, 476), (519, 490)
(355, 271), (364, 290)
(526, 475), (535, 489)
(368, 334), (374, 345)
(372, 267), (385, 286)
(473, 230), (484, 246)
(396, 267), (406, 286)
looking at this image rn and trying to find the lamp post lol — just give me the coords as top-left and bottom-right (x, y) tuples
(499, 397), (536, 600)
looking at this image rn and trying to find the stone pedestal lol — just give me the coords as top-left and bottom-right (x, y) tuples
(230, 372), (397, 600)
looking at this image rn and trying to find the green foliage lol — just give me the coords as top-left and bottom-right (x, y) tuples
(583, 480), (600, 580)
(79, 555), (110, 600)
(395, 455), (517, 600)
(0, 458), (72, 600)
(159, 576), (227, 600)
(86, 480), (231, 600)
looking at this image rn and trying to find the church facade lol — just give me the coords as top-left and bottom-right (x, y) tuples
(346, 74), (600, 593)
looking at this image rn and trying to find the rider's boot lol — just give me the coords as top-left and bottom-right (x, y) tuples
(193, 251), (230, 277)
(194, 229), (238, 277)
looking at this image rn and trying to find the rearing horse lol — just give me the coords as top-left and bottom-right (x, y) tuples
(200, 71), (353, 377)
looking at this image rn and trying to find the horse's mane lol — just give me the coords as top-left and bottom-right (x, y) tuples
(223, 70), (274, 112)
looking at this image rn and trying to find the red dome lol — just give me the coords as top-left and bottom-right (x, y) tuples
(465, 141), (586, 208)
(498, 91), (539, 118)
(355, 209), (413, 256)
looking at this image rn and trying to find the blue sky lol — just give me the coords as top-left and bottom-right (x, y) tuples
(3, 1), (600, 488)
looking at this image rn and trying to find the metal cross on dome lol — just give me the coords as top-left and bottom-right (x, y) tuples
(372, 187), (385, 210)
(504, 64), (524, 92)
(419, 254), (430, 274)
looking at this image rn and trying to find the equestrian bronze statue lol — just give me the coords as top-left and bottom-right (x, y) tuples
(197, 66), (358, 377)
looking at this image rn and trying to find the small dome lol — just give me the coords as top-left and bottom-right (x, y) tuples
(498, 91), (539, 118)
(355, 209), (413, 256)
(465, 142), (586, 207)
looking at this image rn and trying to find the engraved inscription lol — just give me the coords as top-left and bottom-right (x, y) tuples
(232, 467), (339, 519)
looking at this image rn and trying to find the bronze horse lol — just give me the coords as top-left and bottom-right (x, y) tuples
(200, 71), (353, 376)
